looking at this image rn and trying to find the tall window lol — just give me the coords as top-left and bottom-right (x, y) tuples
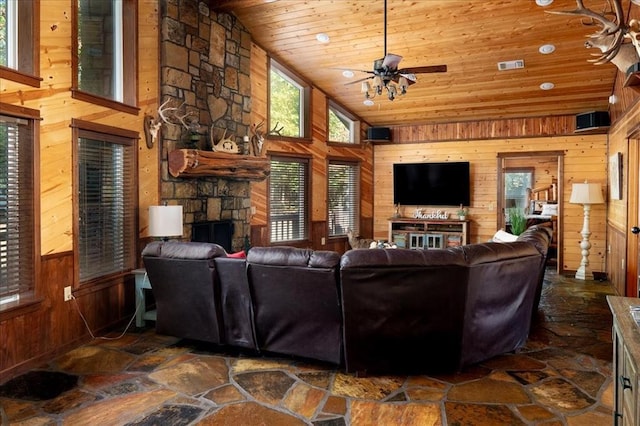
(73, 120), (136, 284)
(0, 0), (40, 87)
(269, 156), (309, 243)
(328, 161), (360, 237)
(269, 59), (310, 139)
(328, 101), (359, 144)
(0, 106), (38, 308)
(73, 0), (137, 112)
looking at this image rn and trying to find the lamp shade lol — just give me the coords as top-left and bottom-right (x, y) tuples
(569, 182), (604, 205)
(148, 205), (183, 238)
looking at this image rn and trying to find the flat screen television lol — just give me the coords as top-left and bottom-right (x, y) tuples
(393, 162), (470, 206)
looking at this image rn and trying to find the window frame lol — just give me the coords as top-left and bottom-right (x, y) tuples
(268, 58), (311, 141)
(327, 100), (360, 145)
(327, 158), (360, 238)
(71, 0), (139, 114)
(71, 118), (138, 289)
(0, 0), (42, 87)
(268, 154), (311, 245)
(0, 102), (41, 315)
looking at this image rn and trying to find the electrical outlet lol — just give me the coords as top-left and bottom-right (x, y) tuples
(64, 286), (73, 301)
(321, 237), (326, 245)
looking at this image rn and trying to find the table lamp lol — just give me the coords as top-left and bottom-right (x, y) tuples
(569, 181), (604, 280)
(148, 205), (183, 241)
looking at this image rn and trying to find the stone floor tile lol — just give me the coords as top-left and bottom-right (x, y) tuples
(283, 382), (326, 418)
(444, 402), (525, 425)
(515, 404), (557, 422)
(62, 388), (176, 425)
(566, 410), (611, 425)
(557, 368), (607, 398)
(448, 378), (531, 404)
(331, 374), (404, 400)
(232, 358), (297, 373)
(41, 388), (99, 414)
(322, 395), (347, 415)
(196, 401), (307, 425)
(298, 371), (333, 389)
(148, 356), (228, 395)
(233, 370), (296, 405)
(405, 376), (447, 389)
(54, 346), (136, 375)
(127, 404), (204, 426)
(405, 387), (445, 401)
(349, 401), (441, 426)
(203, 384), (246, 404)
(530, 378), (596, 412)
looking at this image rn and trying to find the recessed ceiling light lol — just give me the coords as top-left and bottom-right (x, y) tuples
(535, 0), (553, 6)
(539, 44), (556, 54)
(342, 70), (354, 78)
(363, 99), (374, 106)
(540, 82), (555, 90)
(316, 33), (330, 43)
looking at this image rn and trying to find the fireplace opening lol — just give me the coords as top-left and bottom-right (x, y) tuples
(192, 220), (234, 253)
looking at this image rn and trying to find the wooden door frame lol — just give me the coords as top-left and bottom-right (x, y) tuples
(626, 124), (640, 297)
(497, 151), (565, 274)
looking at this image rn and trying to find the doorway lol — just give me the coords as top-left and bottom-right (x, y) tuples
(497, 152), (564, 273)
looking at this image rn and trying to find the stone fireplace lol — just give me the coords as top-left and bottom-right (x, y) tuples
(159, 1), (253, 251)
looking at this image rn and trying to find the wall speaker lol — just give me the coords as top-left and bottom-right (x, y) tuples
(367, 127), (391, 141)
(575, 111), (610, 132)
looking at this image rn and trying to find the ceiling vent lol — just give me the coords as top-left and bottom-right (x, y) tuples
(497, 60), (525, 71)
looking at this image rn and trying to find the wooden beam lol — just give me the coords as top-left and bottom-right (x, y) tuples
(168, 149), (270, 181)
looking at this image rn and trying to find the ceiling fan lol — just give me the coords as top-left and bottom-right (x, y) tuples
(343, 0), (447, 102)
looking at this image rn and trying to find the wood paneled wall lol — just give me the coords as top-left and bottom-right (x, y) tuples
(248, 42), (375, 251)
(373, 133), (608, 274)
(0, 0), (159, 381)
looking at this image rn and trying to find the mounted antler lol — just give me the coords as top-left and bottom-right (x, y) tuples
(269, 121), (284, 136)
(250, 120), (265, 156)
(547, 0), (640, 72)
(209, 127), (240, 153)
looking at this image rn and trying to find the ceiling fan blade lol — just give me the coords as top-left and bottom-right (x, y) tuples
(398, 65), (447, 74)
(382, 54), (402, 70)
(344, 75), (374, 86)
(331, 67), (374, 74)
(396, 73), (418, 85)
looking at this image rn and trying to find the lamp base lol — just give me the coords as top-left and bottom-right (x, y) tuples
(574, 266), (594, 281)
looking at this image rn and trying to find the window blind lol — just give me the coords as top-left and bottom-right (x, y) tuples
(78, 135), (135, 282)
(269, 157), (308, 242)
(0, 114), (35, 302)
(328, 161), (359, 236)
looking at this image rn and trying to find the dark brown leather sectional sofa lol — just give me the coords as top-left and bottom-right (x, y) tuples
(142, 225), (551, 375)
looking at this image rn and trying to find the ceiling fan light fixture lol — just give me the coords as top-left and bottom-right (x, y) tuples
(398, 76), (409, 94)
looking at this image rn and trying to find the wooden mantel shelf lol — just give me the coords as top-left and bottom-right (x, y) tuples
(168, 149), (270, 181)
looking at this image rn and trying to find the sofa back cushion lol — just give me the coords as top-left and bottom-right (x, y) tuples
(246, 246), (343, 364)
(339, 248), (468, 374)
(142, 241), (227, 344)
(460, 241), (542, 367)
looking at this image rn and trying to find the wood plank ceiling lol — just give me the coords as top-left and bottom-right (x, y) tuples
(213, 0), (637, 127)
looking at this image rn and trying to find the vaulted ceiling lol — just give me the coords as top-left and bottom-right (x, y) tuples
(214, 0), (638, 127)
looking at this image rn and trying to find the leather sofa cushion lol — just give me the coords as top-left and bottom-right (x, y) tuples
(247, 246), (340, 268)
(461, 241), (540, 265)
(340, 246), (466, 268)
(142, 240), (227, 260)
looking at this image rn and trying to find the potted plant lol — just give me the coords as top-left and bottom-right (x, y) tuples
(457, 204), (468, 220)
(508, 208), (527, 236)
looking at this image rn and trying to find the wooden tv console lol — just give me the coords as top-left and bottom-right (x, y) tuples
(388, 218), (469, 249)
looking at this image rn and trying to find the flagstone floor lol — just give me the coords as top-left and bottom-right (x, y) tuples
(0, 268), (617, 425)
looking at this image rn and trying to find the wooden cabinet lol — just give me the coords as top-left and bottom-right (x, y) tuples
(388, 218), (469, 249)
(607, 296), (640, 426)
